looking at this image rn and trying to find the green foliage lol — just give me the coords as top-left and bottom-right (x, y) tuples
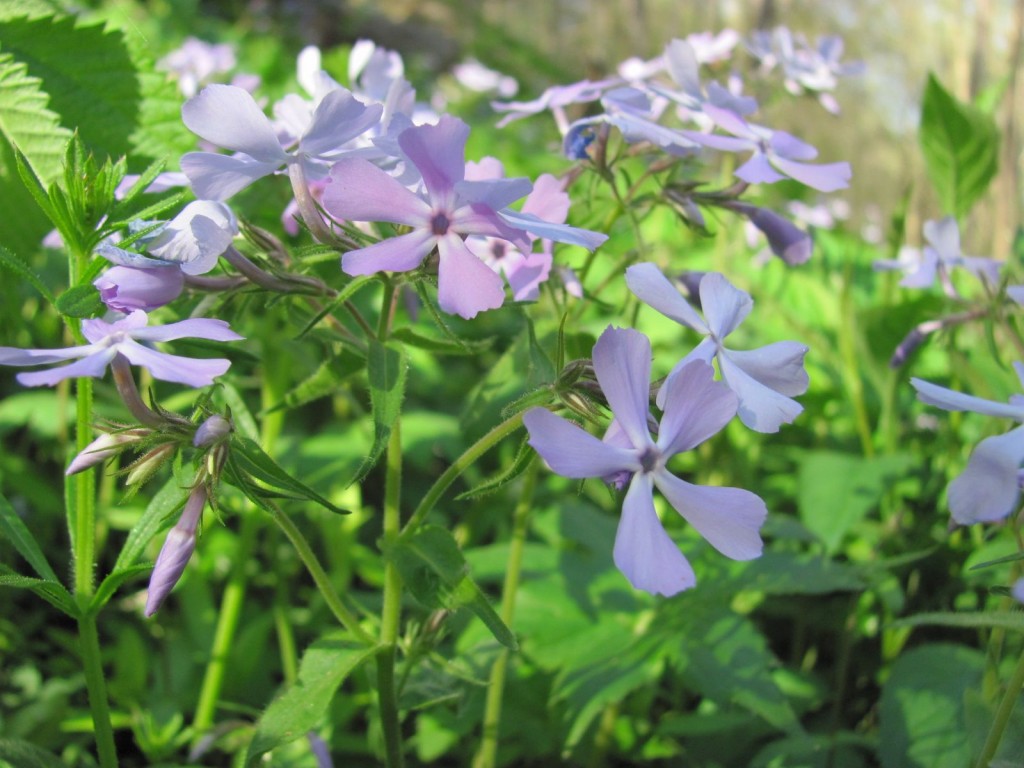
(919, 73), (1000, 218)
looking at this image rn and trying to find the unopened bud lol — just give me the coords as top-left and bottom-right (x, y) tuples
(125, 443), (175, 486)
(66, 430), (147, 476)
(145, 486), (207, 617)
(193, 414), (231, 447)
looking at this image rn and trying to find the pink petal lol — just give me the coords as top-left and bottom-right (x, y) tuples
(398, 116), (470, 200)
(182, 85), (287, 163)
(523, 407), (640, 478)
(323, 158), (431, 226)
(948, 426), (1024, 524)
(656, 361), (737, 455)
(436, 235), (507, 318)
(521, 174), (569, 224)
(342, 230), (436, 276)
(625, 263), (707, 333)
(613, 473), (696, 596)
(592, 327), (655, 450)
(654, 470), (766, 561)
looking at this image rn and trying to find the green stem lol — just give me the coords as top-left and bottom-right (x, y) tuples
(192, 513), (259, 735)
(974, 645), (1024, 768)
(474, 461), (537, 768)
(77, 613), (118, 768)
(269, 503), (375, 645)
(400, 412), (524, 540)
(73, 376), (96, 597)
(377, 423), (405, 767)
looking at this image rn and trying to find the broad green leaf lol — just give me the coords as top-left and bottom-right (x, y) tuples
(349, 340), (406, 486)
(53, 282), (102, 318)
(229, 435), (348, 514)
(0, 738), (66, 768)
(798, 451), (914, 554)
(112, 474), (189, 573)
(0, 571), (76, 616)
(264, 351), (362, 414)
(0, 15), (138, 162)
(919, 72), (1000, 217)
(0, 242), (53, 302)
(0, 51), (69, 184)
(878, 643), (986, 768)
(0, 489), (58, 581)
(889, 610), (1024, 633)
(245, 635), (378, 763)
(392, 525), (517, 650)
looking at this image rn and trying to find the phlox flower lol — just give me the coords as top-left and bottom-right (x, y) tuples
(912, 367), (1024, 524)
(180, 83), (383, 200)
(0, 311), (242, 388)
(626, 263), (808, 432)
(873, 217), (1001, 292)
(681, 104), (851, 192)
(524, 326), (767, 596)
(158, 37), (237, 98)
(491, 78), (619, 134)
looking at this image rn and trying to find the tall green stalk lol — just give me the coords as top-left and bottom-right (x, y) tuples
(474, 461), (537, 768)
(377, 423), (405, 767)
(974, 646), (1024, 768)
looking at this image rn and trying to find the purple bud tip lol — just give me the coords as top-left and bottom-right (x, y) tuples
(145, 486), (207, 617)
(193, 414), (231, 447)
(66, 432), (142, 476)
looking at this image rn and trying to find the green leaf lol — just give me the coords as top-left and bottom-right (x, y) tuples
(390, 327), (494, 356)
(742, 551), (866, 595)
(294, 274), (375, 339)
(112, 474), (189, 574)
(0, 51), (70, 184)
(245, 635), (378, 763)
(456, 438), (534, 500)
(889, 610), (1024, 633)
(264, 351), (361, 414)
(919, 72), (1000, 217)
(392, 525), (517, 650)
(349, 340), (406, 486)
(0, 738), (66, 768)
(54, 282), (102, 318)
(228, 435), (348, 515)
(89, 564), (152, 615)
(0, 489), (58, 581)
(0, 570), (76, 616)
(0, 15), (139, 162)
(798, 451), (914, 554)
(878, 643), (986, 768)
(0, 242), (54, 302)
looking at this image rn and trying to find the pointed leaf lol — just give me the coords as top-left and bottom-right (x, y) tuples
(349, 340), (406, 486)
(0, 490), (58, 581)
(392, 525), (517, 649)
(457, 439), (535, 500)
(0, 570), (76, 616)
(0, 242), (54, 303)
(54, 282), (103, 318)
(246, 635), (378, 763)
(89, 564), (152, 615)
(229, 435), (349, 514)
(112, 474), (190, 573)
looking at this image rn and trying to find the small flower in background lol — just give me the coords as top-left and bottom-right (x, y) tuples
(180, 83), (383, 200)
(452, 58), (519, 98)
(0, 311), (242, 388)
(626, 263), (809, 432)
(912, 368), (1024, 525)
(158, 37), (237, 98)
(727, 201), (813, 265)
(492, 78), (619, 134)
(1014, 578), (1024, 604)
(873, 216), (1002, 294)
(524, 326), (767, 596)
(145, 484), (208, 616)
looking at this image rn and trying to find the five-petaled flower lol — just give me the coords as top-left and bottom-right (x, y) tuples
(523, 326), (767, 596)
(0, 311), (242, 388)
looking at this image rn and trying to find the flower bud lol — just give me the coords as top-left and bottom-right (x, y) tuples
(66, 430), (147, 476)
(193, 414), (231, 447)
(125, 443), (176, 487)
(727, 202), (813, 266)
(94, 265), (185, 312)
(145, 486), (207, 617)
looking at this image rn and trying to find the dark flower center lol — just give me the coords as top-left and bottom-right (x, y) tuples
(431, 213), (451, 236)
(639, 446), (659, 474)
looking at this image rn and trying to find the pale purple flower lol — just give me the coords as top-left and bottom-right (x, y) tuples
(146, 485), (207, 616)
(682, 104), (851, 192)
(1014, 578), (1024, 604)
(0, 310), (242, 388)
(94, 265), (185, 312)
(453, 58), (518, 98)
(912, 367), (1024, 524)
(492, 77), (620, 134)
(686, 30), (741, 64)
(874, 217), (1001, 292)
(626, 264), (808, 432)
(158, 37), (236, 98)
(657, 39), (757, 119)
(524, 326), (766, 596)
(66, 429), (148, 476)
(180, 84), (383, 200)
(193, 414), (231, 447)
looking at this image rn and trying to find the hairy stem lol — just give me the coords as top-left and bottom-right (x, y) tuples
(377, 423), (405, 767)
(78, 613), (118, 767)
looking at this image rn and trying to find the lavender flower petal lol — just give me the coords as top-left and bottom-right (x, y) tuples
(948, 425), (1024, 524)
(523, 407), (640, 478)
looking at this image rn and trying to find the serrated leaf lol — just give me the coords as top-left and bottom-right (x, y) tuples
(0, 14), (138, 161)
(0, 51), (70, 183)
(349, 340), (406, 486)
(919, 72), (1000, 217)
(229, 435), (348, 515)
(0, 242), (54, 302)
(0, 570), (76, 616)
(392, 525), (517, 650)
(54, 282), (102, 318)
(0, 489), (58, 581)
(246, 635), (378, 763)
